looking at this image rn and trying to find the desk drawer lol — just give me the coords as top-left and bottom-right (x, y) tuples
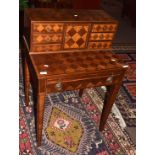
(89, 33), (114, 41)
(32, 23), (64, 33)
(92, 24), (117, 32)
(32, 34), (62, 44)
(88, 41), (112, 49)
(32, 44), (61, 52)
(47, 74), (121, 93)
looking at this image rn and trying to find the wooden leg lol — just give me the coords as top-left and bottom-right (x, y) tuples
(79, 89), (84, 97)
(24, 54), (30, 106)
(99, 84), (121, 131)
(36, 92), (46, 146)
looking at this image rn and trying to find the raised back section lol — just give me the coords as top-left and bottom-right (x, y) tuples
(24, 8), (118, 53)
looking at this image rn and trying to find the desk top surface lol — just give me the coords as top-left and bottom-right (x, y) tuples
(25, 8), (117, 23)
(30, 51), (126, 77)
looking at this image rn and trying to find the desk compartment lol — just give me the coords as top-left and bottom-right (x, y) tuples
(89, 33), (114, 41)
(32, 44), (62, 52)
(92, 24), (117, 32)
(46, 73), (121, 93)
(32, 23), (64, 33)
(88, 41), (112, 49)
(32, 34), (63, 44)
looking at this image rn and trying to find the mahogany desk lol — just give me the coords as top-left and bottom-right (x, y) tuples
(23, 9), (128, 146)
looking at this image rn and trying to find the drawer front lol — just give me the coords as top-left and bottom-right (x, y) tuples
(47, 74), (121, 93)
(32, 23), (64, 33)
(92, 24), (117, 32)
(31, 44), (61, 52)
(64, 24), (90, 49)
(88, 41), (112, 49)
(32, 34), (62, 44)
(90, 33), (114, 41)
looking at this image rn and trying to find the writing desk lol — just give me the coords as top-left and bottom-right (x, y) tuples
(23, 9), (128, 146)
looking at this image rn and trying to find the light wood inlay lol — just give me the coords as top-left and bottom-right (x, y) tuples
(90, 33), (114, 41)
(32, 44), (61, 52)
(32, 23), (64, 33)
(32, 34), (62, 44)
(88, 41), (112, 49)
(92, 24), (117, 32)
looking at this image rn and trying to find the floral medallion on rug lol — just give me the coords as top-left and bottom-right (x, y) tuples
(44, 107), (84, 153)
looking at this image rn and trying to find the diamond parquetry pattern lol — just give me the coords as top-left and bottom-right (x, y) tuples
(64, 25), (89, 49)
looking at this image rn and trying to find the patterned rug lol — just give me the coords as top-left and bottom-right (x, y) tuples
(20, 88), (110, 154)
(19, 86), (135, 155)
(19, 50), (136, 155)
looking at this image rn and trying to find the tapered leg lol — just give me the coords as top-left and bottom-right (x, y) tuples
(99, 84), (121, 131)
(36, 92), (46, 146)
(79, 89), (84, 97)
(24, 53), (30, 106)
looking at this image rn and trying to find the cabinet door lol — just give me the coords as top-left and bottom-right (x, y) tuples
(63, 24), (90, 50)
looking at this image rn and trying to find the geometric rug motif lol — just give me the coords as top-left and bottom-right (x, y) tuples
(115, 88), (136, 127)
(19, 104), (36, 155)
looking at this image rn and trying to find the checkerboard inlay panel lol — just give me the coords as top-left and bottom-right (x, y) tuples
(64, 25), (89, 49)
